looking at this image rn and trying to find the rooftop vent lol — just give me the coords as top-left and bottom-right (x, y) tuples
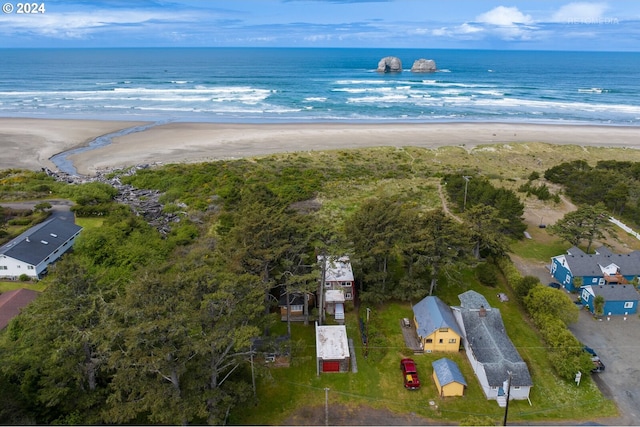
(50, 233), (58, 238)
(40, 240), (48, 245)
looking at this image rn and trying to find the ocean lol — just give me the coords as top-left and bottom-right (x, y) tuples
(1, 48), (640, 125)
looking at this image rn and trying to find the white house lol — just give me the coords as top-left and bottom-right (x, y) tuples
(452, 291), (532, 407)
(0, 215), (82, 279)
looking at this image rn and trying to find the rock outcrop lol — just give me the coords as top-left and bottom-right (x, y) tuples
(410, 59), (437, 73)
(377, 56), (402, 73)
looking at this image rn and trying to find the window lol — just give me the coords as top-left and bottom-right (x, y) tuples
(438, 327), (448, 332)
(624, 301), (634, 309)
(513, 386), (521, 390)
(324, 281), (331, 287)
(438, 339), (443, 344)
(0, 266), (7, 270)
(27, 266), (34, 270)
(448, 338), (457, 344)
(426, 338), (433, 343)
(345, 292), (352, 299)
(341, 281), (351, 287)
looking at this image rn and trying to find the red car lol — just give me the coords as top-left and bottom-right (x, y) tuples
(400, 358), (421, 390)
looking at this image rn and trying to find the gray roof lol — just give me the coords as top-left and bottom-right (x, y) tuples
(557, 246), (640, 277)
(432, 357), (467, 387)
(587, 284), (640, 301)
(413, 296), (462, 339)
(456, 291), (533, 388)
(0, 216), (82, 265)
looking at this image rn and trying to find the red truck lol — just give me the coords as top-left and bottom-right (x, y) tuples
(400, 358), (421, 390)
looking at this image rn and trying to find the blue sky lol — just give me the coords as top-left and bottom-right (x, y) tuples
(1, 0), (639, 50)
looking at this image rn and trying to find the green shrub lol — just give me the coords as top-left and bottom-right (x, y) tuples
(19, 274), (30, 282)
(475, 262), (498, 287)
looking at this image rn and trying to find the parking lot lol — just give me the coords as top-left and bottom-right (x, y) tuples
(569, 307), (640, 425)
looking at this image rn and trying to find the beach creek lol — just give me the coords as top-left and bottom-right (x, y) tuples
(49, 121), (165, 175)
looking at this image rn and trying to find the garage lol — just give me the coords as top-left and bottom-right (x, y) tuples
(316, 323), (350, 374)
(322, 361), (340, 372)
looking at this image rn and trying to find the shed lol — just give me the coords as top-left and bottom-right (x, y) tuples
(315, 323), (350, 374)
(432, 357), (467, 397)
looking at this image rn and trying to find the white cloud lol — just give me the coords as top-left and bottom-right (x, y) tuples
(476, 6), (533, 26)
(0, 9), (198, 39)
(550, 2), (609, 23)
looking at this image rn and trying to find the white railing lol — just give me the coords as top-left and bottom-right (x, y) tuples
(609, 216), (640, 241)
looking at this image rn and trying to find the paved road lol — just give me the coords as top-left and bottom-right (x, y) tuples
(569, 307), (640, 426)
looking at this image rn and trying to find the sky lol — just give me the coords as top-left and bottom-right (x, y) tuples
(0, 0), (639, 50)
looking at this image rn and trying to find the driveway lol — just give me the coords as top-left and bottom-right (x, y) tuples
(569, 307), (640, 426)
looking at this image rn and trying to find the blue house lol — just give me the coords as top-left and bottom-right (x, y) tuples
(580, 284), (639, 316)
(550, 246), (640, 292)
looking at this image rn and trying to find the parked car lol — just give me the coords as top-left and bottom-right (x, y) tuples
(584, 346), (606, 373)
(548, 282), (562, 289)
(400, 358), (420, 390)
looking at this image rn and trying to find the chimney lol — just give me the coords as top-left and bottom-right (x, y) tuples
(479, 305), (487, 317)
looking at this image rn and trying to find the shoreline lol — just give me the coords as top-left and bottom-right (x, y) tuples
(2, 117), (640, 176)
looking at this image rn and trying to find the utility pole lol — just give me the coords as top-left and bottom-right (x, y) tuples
(502, 371), (512, 426)
(463, 175), (471, 212)
(318, 253), (326, 326)
(324, 387), (330, 426)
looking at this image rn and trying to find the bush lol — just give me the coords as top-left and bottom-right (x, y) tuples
(475, 262), (498, 287)
(19, 274), (31, 282)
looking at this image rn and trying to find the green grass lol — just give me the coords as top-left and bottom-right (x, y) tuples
(75, 217), (104, 230)
(231, 273), (617, 425)
(0, 281), (46, 293)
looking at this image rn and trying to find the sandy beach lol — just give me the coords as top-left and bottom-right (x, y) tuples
(2, 118), (640, 176)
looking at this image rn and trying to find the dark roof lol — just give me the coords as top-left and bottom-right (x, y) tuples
(279, 292), (306, 306)
(0, 288), (39, 329)
(587, 284), (640, 301)
(413, 296), (462, 338)
(432, 357), (467, 387)
(0, 216), (82, 265)
(555, 246), (640, 277)
(455, 291), (532, 388)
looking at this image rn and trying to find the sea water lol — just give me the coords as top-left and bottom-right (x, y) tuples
(1, 47), (639, 125)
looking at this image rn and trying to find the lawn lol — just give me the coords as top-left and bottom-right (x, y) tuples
(230, 272), (617, 425)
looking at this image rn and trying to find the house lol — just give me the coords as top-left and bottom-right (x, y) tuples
(320, 255), (355, 301)
(315, 323), (350, 374)
(278, 291), (315, 322)
(452, 291), (532, 406)
(0, 288), (39, 329)
(0, 215), (82, 280)
(580, 284), (639, 316)
(412, 295), (462, 353)
(432, 357), (467, 397)
(551, 246), (640, 292)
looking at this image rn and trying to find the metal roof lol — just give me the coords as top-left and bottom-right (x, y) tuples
(412, 295), (462, 339)
(432, 357), (467, 386)
(0, 216), (82, 266)
(0, 288), (39, 329)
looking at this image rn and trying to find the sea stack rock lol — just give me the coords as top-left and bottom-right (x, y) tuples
(377, 56), (402, 73)
(411, 59), (437, 73)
